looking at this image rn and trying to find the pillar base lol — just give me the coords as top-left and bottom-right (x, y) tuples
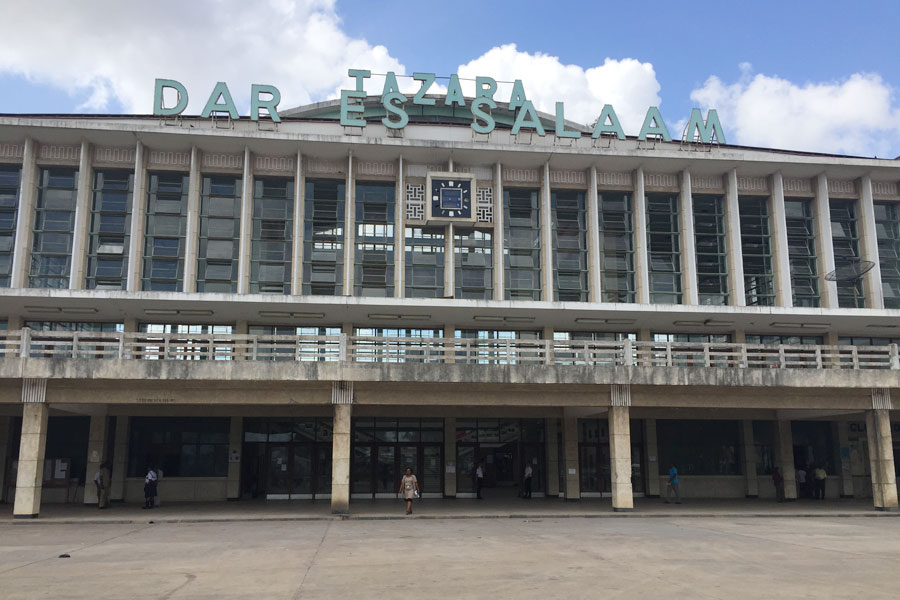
(875, 506), (899, 512)
(612, 507), (633, 512)
(13, 514), (38, 519)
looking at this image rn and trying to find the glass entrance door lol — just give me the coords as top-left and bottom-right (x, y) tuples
(268, 445), (290, 497)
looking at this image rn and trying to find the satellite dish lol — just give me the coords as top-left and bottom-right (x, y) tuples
(825, 259), (875, 282)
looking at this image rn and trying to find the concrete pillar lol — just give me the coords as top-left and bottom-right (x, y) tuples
(69, 140), (92, 290)
(237, 147), (253, 294)
(291, 151), (305, 296)
(858, 175), (884, 309)
(740, 420), (759, 498)
(443, 417), (456, 497)
(0, 416), (10, 502)
(227, 417), (242, 500)
(14, 400), (49, 518)
(10, 137), (38, 288)
(110, 416), (129, 501)
(678, 170), (699, 305)
(83, 414), (109, 505)
(444, 223), (454, 298)
(545, 417), (560, 498)
(395, 156), (406, 297)
(126, 141), (147, 292)
(587, 167), (601, 302)
(331, 400), (352, 514)
(343, 153), (355, 295)
(644, 419), (660, 497)
(836, 421), (854, 497)
(814, 173), (839, 308)
(562, 415), (580, 500)
(866, 407), (898, 510)
(609, 405), (633, 511)
(770, 172), (793, 307)
(182, 146), (201, 292)
(775, 420), (797, 500)
(493, 162), (504, 300)
(725, 169), (746, 306)
(633, 167), (650, 304)
(541, 162), (553, 301)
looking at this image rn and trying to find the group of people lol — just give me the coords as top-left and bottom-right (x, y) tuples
(772, 465), (828, 502)
(92, 462), (164, 510)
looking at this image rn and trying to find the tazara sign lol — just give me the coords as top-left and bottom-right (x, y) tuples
(154, 70), (726, 144)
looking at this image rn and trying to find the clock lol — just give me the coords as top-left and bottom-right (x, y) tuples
(426, 171), (476, 223)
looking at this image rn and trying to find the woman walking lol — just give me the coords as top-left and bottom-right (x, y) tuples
(398, 467), (419, 515)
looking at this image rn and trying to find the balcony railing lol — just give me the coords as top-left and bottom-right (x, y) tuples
(0, 329), (898, 371)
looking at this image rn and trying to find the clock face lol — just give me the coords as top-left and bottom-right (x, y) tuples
(430, 178), (472, 219)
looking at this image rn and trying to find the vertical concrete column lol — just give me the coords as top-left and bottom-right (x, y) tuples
(814, 173), (839, 308)
(775, 419), (797, 500)
(545, 417), (560, 497)
(678, 170), (699, 305)
(291, 151), (305, 296)
(14, 398), (49, 518)
(857, 175), (884, 309)
(867, 400), (898, 510)
(725, 169), (746, 306)
(110, 416), (129, 501)
(343, 153), (355, 295)
(331, 400), (352, 514)
(608, 404), (633, 511)
(11, 137), (38, 288)
(182, 146), (201, 292)
(492, 162), (504, 300)
(633, 167), (650, 304)
(69, 140), (93, 290)
(541, 162), (553, 301)
(740, 420), (759, 497)
(770, 172), (793, 307)
(443, 417), (456, 497)
(836, 421), (854, 497)
(562, 414), (580, 501)
(587, 167), (601, 302)
(126, 141), (147, 292)
(83, 413), (108, 505)
(237, 147), (253, 294)
(0, 416), (10, 502)
(444, 223), (455, 298)
(395, 156), (406, 297)
(644, 419), (660, 497)
(227, 416), (243, 500)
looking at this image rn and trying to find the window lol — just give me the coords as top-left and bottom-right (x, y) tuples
(143, 172), (188, 291)
(454, 228), (492, 299)
(354, 327), (442, 363)
(578, 418), (644, 494)
(657, 420), (740, 475)
(248, 325), (341, 362)
(139, 323), (234, 361)
(553, 331), (636, 366)
(739, 196), (774, 306)
(838, 336), (900, 346)
(551, 190), (587, 301)
(128, 417), (230, 477)
(830, 199), (863, 308)
(404, 227), (444, 298)
(693, 195), (728, 305)
(504, 188), (541, 300)
(0, 165), (21, 287)
(784, 199), (819, 307)
(875, 203), (900, 309)
(303, 179), (345, 295)
(454, 329), (541, 365)
(646, 194), (681, 303)
(250, 177), (293, 294)
(354, 182), (395, 297)
(30, 167), (77, 289)
(198, 176), (241, 293)
(86, 170), (132, 290)
(598, 191), (634, 302)
(653, 333), (732, 343)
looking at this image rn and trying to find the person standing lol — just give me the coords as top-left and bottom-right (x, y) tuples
(795, 466), (807, 499)
(523, 463), (533, 499)
(772, 467), (785, 502)
(142, 466), (157, 509)
(398, 467), (419, 515)
(665, 463), (681, 504)
(813, 465), (827, 499)
(475, 461), (484, 500)
(93, 461), (111, 509)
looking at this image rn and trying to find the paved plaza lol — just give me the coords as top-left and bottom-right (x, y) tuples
(2, 507), (900, 599)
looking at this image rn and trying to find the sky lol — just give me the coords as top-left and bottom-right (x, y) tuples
(1, 0), (899, 158)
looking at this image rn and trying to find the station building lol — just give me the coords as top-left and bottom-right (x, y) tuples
(1, 92), (899, 517)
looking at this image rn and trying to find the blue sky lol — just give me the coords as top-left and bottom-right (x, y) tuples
(1, 0), (899, 157)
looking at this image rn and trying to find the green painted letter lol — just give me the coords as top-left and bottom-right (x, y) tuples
(348, 69), (371, 92)
(554, 102), (580, 139)
(637, 106), (672, 142)
(201, 82), (239, 119)
(341, 89), (367, 127)
(508, 79), (528, 110)
(251, 84), (281, 122)
(684, 108), (726, 144)
(445, 74), (465, 107)
(476, 76), (497, 99)
(382, 91), (409, 129)
(153, 78), (188, 116)
(382, 72), (401, 96)
(471, 97), (497, 134)
(511, 100), (545, 136)
(413, 72), (436, 105)
(591, 104), (625, 139)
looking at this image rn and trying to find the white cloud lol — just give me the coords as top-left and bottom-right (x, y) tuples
(457, 44), (662, 134)
(690, 66), (900, 156)
(0, 0), (405, 113)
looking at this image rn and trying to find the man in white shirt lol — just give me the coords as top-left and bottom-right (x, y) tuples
(475, 462), (484, 499)
(142, 467), (158, 509)
(523, 464), (533, 499)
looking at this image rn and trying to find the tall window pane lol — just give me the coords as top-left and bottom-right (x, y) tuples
(250, 177), (293, 294)
(198, 175), (241, 293)
(454, 228), (492, 300)
(646, 193), (681, 304)
(784, 198), (819, 307)
(405, 226), (444, 298)
(693, 194), (728, 305)
(354, 182), (395, 297)
(87, 170), (132, 290)
(303, 179), (345, 295)
(504, 188), (541, 300)
(875, 202), (900, 309)
(598, 191), (634, 303)
(0, 165), (21, 287)
(830, 199), (863, 308)
(739, 196), (774, 306)
(30, 167), (77, 289)
(551, 189), (587, 301)
(143, 172), (188, 291)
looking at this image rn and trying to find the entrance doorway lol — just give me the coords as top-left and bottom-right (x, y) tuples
(455, 418), (546, 497)
(241, 418), (332, 500)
